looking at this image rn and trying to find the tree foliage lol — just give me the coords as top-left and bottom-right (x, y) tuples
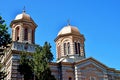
(33, 42), (56, 80)
(18, 52), (33, 80)
(18, 42), (56, 80)
(0, 16), (11, 80)
(0, 16), (11, 47)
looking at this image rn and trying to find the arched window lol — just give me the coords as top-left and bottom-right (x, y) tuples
(74, 42), (81, 54)
(16, 27), (19, 41)
(64, 43), (67, 55)
(75, 42), (78, 54)
(64, 42), (71, 55)
(78, 43), (80, 55)
(24, 28), (28, 40)
(67, 42), (70, 54)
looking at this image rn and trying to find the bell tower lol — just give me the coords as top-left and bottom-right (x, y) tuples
(10, 10), (37, 52)
(2, 10), (38, 80)
(10, 10), (37, 44)
(55, 23), (85, 62)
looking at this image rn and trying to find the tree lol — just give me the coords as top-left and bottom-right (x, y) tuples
(0, 16), (11, 47)
(18, 42), (56, 80)
(18, 52), (33, 80)
(33, 42), (56, 80)
(0, 16), (11, 79)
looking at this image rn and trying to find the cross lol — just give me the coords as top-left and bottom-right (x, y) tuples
(23, 6), (26, 13)
(67, 19), (70, 26)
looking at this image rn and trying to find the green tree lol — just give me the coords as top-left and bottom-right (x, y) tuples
(0, 16), (11, 47)
(18, 42), (56, 80)
(33, 42), (56, 80)
(18, 52), (33, 80)
(0, 16), (11, 80)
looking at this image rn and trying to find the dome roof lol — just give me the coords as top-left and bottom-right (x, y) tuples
(10, 11), (37, 28)
(58, 25), (80, 36)
(14, 12), (31, 20)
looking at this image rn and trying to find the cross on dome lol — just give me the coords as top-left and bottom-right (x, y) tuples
(67, 19), (70, 26)
(22, 6), (26, 13)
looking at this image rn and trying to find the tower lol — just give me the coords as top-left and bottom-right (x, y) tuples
(55, 23), (85, 62)
(1, 10), (37, 80)
(10, 10), (37, 44)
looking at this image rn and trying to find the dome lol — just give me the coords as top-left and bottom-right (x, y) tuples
(58, 25), (80, 36)
(10, 11), (37, 28)
(14, 12), (31, 20)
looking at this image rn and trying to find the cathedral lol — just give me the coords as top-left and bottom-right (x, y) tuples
(0, 10), (120, 80)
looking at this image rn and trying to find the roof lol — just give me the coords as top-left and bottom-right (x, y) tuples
(50, 57), (120, 73)
(15, 12), (31, 21)
(10, 12), (37, 28)
(58, 25), (80, 36)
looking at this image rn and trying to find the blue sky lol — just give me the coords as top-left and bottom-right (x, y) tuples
(0, 0), (120, 70)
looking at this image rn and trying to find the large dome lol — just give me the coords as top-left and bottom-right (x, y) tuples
(14, 12), (31, 21)
(58, 25), (80, 36)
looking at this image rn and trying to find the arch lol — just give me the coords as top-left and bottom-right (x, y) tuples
(62, 38), (72, 56)
(78, 43), (81, 55)
(24, 28), (28, 40)
(74, 42), (81, 55)
(67, 42), (70, 54)
(61, 37), (72, 44)
(16, 27), (19, 41)
(64, 43), (67, 55)
(75, 42), (78, 54)
(63, 42), (71, 55)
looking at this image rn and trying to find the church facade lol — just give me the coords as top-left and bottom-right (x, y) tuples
(0, 11), (120, 80)
(50, 23), (120, 80)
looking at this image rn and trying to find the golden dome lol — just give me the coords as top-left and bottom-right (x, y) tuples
(58, 25), (80, 36)
(15, 12), (31, 21)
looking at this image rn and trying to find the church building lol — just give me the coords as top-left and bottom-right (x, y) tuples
(0, 10), (120, 80)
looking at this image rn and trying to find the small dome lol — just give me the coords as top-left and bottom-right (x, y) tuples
(58, 25), (80, 36)
(15, 12), (31, 20)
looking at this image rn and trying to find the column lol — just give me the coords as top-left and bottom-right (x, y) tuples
(75, 65), (78, 80)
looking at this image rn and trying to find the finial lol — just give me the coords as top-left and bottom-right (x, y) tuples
(22, 6), (26, 13)
(67, 19), (70, 26)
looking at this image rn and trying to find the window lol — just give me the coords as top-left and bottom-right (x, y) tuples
(64, 42), (71, 55)
(67, 42), (70, 54)
(64, 43), (67, 55)
(16, 27), (19, 40)
(78, 43), (80, 55)
(74, 42), (81, 55)
(75, 42), (78, 54)
(24, 28), (28, 40)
